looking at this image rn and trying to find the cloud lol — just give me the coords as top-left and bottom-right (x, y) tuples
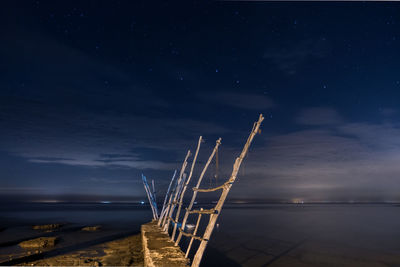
(0, 108), (230, 170)
(380, 108), (397, 116)
(28, 157), (176, 170)
(86, 177), (139, 184)
(199, 91), (275, 110)
(263, 38), (330, 75)
(296, 107), (343, 126)
(228, 120), (400, 201)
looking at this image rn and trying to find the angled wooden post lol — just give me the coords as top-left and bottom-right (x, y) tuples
(161, 151), (190, 228)
(163, 150), (191, 232)
(175, 138), (222, 246)
(158, 170), (177, 226)
(191, 114), (264, 267)
(142, 174), (158, 220)
(160, 179), (178, 227)
(151, 179), (156, 204)
(171, 136), (203, 241)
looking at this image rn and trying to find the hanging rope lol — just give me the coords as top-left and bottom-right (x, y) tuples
(209, 145), (219, 188)
(239, 126), (261, 180)
(214, 146), (219, 186)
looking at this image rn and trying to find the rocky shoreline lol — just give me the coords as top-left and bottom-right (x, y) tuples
(0, 223), (143, 266)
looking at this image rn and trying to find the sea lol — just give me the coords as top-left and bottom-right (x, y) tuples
(1, 203), (399, 266)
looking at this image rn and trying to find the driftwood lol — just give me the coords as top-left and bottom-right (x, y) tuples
(171, 136), (203, 241)
(175, 138), (222, 246)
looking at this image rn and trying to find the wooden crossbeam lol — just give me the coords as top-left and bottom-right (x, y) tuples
(192, 181), (232, 192)
(188, 208), (217, 215)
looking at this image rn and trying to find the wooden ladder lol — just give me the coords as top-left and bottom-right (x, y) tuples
(174, 114), (264, 267)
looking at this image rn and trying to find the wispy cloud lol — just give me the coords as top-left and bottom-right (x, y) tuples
(295, 107), (343, 126)
(0, 109), (230, 170)
(263, 38), (330, 75)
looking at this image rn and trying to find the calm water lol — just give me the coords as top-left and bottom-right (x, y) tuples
(1, 203), (399, 266)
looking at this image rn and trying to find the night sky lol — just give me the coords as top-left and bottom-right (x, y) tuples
(1, 1), (400, 203)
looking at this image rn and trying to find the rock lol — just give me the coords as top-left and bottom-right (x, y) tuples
(82, 225), (102, 231)
(19, 237), (59, 248)
(32, 224), (63, 230)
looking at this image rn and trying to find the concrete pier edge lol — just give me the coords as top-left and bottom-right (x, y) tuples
(141, 221), (189, 267)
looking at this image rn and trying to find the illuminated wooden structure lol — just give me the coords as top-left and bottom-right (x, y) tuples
(143, 114), (264, 266)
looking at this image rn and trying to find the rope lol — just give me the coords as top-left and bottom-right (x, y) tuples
(178, 228), (208, 241)
(215, 146), (219, 186)
(209, 146), (219, 188)
(188, 208), (218, 214)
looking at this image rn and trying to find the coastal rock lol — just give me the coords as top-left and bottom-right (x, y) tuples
(19, 237), (59, 248)
(32, 224), (63, 230)
(82, 225), (102, 231)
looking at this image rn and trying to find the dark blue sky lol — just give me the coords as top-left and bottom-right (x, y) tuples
(1, 1), (400, 202)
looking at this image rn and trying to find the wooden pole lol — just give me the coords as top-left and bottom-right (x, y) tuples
(161, 152), (190, 228)
(185, 208), (203, 258)
(152, 179), (156, 204)
(142, 174), (158, 220)
(163, 150), (191, 232)
(160, 181), (177, 227)
(191, 114), (264, 267)
(171, 136), (203, 241)
(158, 170), (177, 226)
(175, 138), (222, 246)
